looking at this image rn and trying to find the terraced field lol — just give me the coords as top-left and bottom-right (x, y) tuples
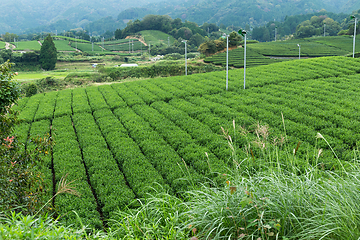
(12, 56), (360, 228)
(204, 35), (360, 67)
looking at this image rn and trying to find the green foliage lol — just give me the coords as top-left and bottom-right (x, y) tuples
(25, 83), (37, 97)
(295, 16), (341, 38)
(251, 11), (349, 42)
(39, 35), (57, 70)
(10, 56), (360, 230)
(204, 47), (287, 68)
(0, 61), (20, 113)
(101, 62), (223, 81)
(0, 212), (109, 239)
(0, 111), (53, 215)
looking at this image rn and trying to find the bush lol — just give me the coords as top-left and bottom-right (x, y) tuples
(0, 61), (20, 112)
(25, 83), (38, 97)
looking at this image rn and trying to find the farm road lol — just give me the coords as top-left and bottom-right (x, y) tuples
(5, 42), (15, 50)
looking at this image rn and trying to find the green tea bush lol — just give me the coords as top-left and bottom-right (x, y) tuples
(24, 83), (38, 97)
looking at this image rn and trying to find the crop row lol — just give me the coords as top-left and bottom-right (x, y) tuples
(204, 47), (287, 68)
(54, 89), (72, 117)
(72, 112), (135, 219)
(150, 101), (231, 164)
(92, 107), (165, 197)
(203, 92), (354, 160)
(85, 86), (110, 111)
(18, 93), (44, 122)
(312, 36), (360, 53)
(11, 96), (29, 112)
(104, 41), (145, 51)
(34, 91), (57, 121)
(27, 120), (53, 202)
(72, 88), (92, 114)
(111, 106), (192, 192)
(131, 104), (229, 177)
(97, 85), (127, 109)
(247, 39), (350, 57)
(52, 115), (102, 228)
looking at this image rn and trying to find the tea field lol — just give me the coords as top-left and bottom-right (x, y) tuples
(204, 36), (360, 67)
(12, 56), (360, 228)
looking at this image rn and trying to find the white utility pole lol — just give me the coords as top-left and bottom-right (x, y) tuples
(351, 15), (357, 58)
(182, 40), (188, 75)
(297, 44), (301, 59)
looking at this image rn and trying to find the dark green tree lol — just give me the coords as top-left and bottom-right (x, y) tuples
(39, 34), (57, 70)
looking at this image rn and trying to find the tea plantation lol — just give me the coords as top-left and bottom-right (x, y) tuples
(12, 56), (360, 228)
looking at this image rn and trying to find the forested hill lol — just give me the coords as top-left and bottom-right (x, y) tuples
(2, 0), (359, 35)
(0, 0), (163, 34)
(118, 0), (359, 28)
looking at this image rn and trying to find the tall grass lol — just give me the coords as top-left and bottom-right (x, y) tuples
(109, 120), (360, 240)
(0, 211), (109, 239)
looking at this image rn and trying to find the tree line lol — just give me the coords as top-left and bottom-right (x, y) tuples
(251, 10), (359, 42)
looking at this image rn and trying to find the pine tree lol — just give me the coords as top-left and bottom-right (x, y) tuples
(39, 34), (57, 70)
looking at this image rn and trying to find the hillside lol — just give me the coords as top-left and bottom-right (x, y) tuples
(12, 56), (360, 228)
(2, 0), (360, 35)
(118, 0), (360, 29)
(0, 0), (163, 34)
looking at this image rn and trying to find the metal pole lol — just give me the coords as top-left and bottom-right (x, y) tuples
(353, 18), (357, 58)
(244, 33), (246, 90)
(181, 40), (188, 75)
(226, 34), (229, 91)
(324, 23), (326, 37)
(184, 41), (187, 75)
(149, 43), (151, 60)
(132, 40), (133, 53)
(129, 40), (130, 53)
(298, 44), (301, 59)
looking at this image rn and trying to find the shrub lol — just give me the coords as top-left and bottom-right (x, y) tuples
(25, 83), (38, 97)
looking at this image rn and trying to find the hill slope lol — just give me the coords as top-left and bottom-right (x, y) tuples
(12, 56), (360, 228)
(118, 0), (359, 28)
(0, 0), (163, 34)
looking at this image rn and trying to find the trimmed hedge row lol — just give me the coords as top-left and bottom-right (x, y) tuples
(72, 113), (135, 218)
(12, 97), (29, 112)
(124, 82), (160, 105)
(85, 86), (109, 111)
(72, 88), (92, 114)
(34, 91), (57, 121)
(52, 116), (102, 228)
(93, 108), (165, 197)
(132, 104), (228, 177)
(134, 81), (174, 102)
(97, 85), (127, 109)
(112, 107), (192, 192)
(111, 84), (145, 107)
(54, 89), (72, 118)
(18, 93), (44, 122)
(27, 120), (53, 202)
(151, 101), (231, 165)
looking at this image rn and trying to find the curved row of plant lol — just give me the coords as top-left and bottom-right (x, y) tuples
(11, 56), (360, 229)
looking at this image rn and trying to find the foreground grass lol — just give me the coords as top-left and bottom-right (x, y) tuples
(0, 212), (110, 240)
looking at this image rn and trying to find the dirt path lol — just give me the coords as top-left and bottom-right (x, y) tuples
(125, 36), (147, 46)
(5, 42), (15, 50)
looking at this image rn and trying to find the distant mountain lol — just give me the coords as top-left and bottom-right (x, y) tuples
(117, 0), (360, 28)
(2, 0), (359, 35)
(0, 0), (164, 34)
